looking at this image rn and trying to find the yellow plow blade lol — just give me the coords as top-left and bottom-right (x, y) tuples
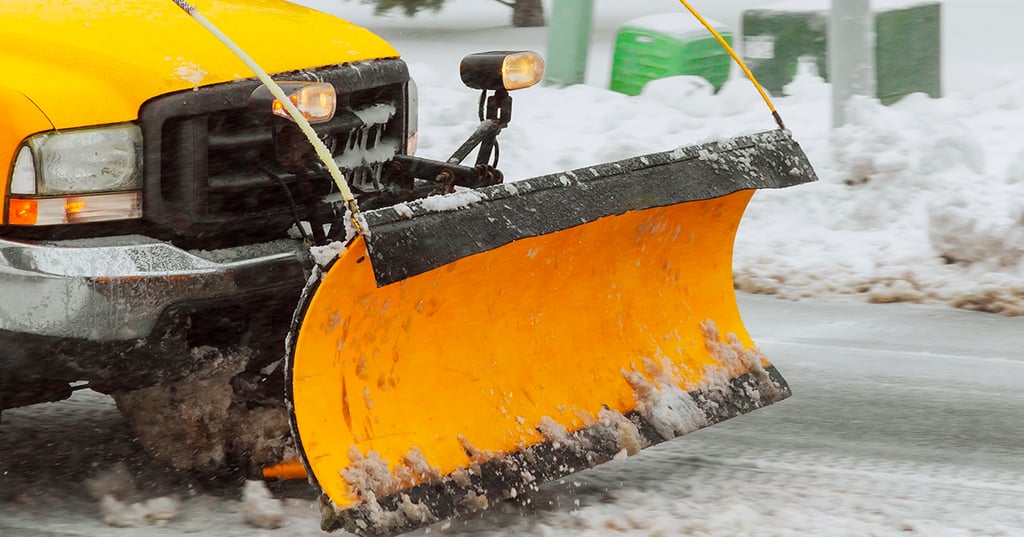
(287, 130), (816, 536)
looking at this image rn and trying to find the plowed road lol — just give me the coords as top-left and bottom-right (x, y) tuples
(2, 294), (1022, 536)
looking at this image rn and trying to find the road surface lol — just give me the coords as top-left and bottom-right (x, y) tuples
(2, 294), (1022, 536)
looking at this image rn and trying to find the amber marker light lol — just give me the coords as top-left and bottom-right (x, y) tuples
(461, 51), (546, 91)
(501, 51), (545, 90)
(252, 82), (337, 124)
(62, 192), (142, 224)
(65, 199), (87, 215)
(8, 199), (38, 225)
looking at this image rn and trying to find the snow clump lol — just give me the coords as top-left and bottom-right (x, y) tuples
(100, 495), (179, 528)
(241, 480), (285, 530)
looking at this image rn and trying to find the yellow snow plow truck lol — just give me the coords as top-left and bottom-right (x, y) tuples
(0, 0), (816, 535)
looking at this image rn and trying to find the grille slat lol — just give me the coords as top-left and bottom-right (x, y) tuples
(208, 130), (274, 150)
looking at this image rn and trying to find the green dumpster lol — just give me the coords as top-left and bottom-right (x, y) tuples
(610, 13), (732, 96)
(742, 0), (941, 104)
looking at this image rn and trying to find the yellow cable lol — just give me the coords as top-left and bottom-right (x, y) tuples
(677, 0), (787, 131)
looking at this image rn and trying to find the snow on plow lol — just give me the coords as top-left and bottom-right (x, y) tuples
(286, 130), (818, 536)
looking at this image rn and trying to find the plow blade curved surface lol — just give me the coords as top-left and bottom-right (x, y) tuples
(287, 130), (817, 536)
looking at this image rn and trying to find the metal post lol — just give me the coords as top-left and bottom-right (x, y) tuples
(829, 0), (875, 127)
(544, 0), (594, 86)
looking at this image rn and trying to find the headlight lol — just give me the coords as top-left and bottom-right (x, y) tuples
(11, 124), (143, 195)
(6, 124), (143, 225)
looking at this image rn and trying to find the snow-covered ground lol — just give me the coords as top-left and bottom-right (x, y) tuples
(302, 0), (1024, 315)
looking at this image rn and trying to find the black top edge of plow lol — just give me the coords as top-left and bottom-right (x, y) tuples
(363, 129), (818, 287)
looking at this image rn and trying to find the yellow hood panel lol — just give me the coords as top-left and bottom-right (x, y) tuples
(0, 0), (398, 130)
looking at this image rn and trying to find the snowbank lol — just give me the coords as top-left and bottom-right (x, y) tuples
(734, 75), (1024, 315)
(402, 63), (1024, 314)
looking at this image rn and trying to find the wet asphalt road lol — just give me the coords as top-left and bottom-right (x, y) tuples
(2, 294), (1022, 536)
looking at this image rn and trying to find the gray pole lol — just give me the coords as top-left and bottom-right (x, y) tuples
(829, 0), (875, 127)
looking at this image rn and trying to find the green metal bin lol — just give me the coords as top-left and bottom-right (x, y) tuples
(610, 13), (732, 96)
(742, 0), (941, 104)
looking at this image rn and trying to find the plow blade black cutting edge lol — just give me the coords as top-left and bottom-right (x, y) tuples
(322, 367), (791, 536)
(362, 129), (817, 286)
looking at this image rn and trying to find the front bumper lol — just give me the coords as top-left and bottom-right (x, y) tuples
(0, 235), (308, 340)
(0, 236), (309, 398)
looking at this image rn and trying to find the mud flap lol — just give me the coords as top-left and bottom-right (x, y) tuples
(286, 130), (817, 536)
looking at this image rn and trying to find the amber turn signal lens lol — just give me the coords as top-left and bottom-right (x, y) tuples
(8, 199), (38, 225)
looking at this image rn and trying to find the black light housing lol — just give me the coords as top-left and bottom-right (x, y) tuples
(460, 51), (545, 91)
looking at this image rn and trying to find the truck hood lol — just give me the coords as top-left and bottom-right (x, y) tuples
(0, 0), (399, 130)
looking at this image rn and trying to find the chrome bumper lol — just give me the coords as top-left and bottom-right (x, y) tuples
(0, 236), (308, 340)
